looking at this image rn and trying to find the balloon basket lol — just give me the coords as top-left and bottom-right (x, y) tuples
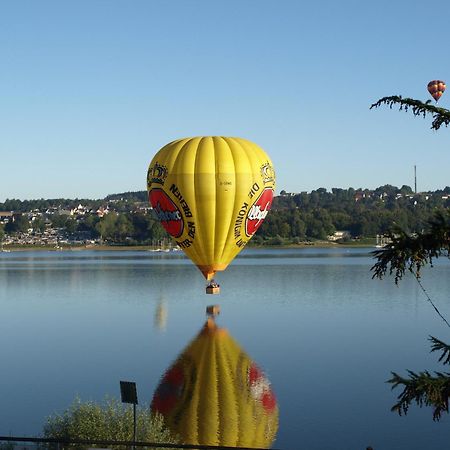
(206, 286), (220, 295)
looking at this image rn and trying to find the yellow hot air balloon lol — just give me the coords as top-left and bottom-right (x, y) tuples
(151, 314), (279, 448)
(147, 137), (276, 292)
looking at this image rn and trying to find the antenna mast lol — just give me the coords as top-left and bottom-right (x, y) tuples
(414, 165), (417, 194)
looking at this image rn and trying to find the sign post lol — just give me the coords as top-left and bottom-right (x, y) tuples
(120, 381), (138, 449)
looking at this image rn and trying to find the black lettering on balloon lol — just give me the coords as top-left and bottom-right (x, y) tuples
(169, 184), (193, 218)
(234, 202), (249, 244)
(187, 221), (195, 239)
(176, 239), (192, 248)
(248, 182), (260, 199)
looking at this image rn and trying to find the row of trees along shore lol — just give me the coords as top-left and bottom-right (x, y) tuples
(0, 184), (449, 245)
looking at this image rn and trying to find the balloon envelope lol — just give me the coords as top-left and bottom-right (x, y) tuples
(147, 137), (276, 280)
(151, 318), (279, 448)
(427, 80), (446, 102)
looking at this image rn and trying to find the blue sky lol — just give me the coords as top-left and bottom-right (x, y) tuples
(1, 0), (450, 201)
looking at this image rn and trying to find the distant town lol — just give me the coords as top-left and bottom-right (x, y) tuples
(0, 185), (449, 248)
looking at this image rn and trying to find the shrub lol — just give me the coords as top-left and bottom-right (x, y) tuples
(43, 397), (179, 448)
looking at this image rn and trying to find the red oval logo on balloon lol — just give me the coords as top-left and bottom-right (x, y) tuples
(149, 189), (184, 238)
(245, 188), (273, 237)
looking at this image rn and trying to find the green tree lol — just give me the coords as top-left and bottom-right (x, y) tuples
(290, 210), (307, 238)
(330, 211), (352, 231)
(51, 214), (70, 228)
(130, 213), (153, 242)
(94, 213), (135, 243)
(96, 213), (118, 241)
(371, 96), (450, 420)
(115, 214), (134, 241)
(32, 217), (46, 233)
(78, 214), (100, 237)
(5, 215), (30, 233)
(0, 224), (4, 244)
(400, 185), (413, 195)
(149, 220), (169, 242)
(50, 214), (78, 233)
(65, 217), (78, 233)
(307, 209), (335, 239)
(43, 397), (179, 447)
(279, 221), (291, 238)
(16, 215), (30, 233)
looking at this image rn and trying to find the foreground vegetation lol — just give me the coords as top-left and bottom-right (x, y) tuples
(43, 397), (179, 447)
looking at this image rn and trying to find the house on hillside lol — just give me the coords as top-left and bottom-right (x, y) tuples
(96, 206), (109, 217)
(133, 202), (152, 213)
(0, 211), (13, 224)
(328, 230), (351, 241)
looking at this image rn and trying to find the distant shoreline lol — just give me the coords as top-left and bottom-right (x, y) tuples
(1, 241), (377, 252)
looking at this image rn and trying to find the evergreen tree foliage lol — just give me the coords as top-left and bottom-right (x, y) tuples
(370, 95), (450, 130)
(372, 210), (450, 283)
(388, 337), (450, 420)
(371, 96), (450, 420)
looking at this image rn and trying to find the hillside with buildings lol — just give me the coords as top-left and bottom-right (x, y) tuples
(0, 185), (449, 248)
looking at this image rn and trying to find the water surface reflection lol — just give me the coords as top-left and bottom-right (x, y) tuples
(151, 312), (279, 448)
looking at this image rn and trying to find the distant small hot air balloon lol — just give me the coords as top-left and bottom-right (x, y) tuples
(427, 80), (446, 102)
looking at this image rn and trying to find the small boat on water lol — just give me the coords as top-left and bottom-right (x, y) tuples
(148, 239), (177, 252)
(375, 234), (390, 248)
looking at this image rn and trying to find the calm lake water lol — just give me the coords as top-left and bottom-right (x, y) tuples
(1, 247), (450, 449)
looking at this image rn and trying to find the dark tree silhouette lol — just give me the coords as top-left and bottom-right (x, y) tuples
(370, 96), (450, 130)
(371, 96), (450, 420)
(372, 210), (450, 284)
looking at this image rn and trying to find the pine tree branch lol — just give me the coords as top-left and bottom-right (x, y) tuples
(430, 336), (450, 365)
(370, 95), (450, 130)
(371, 94), (450, 421)
(371, 210), (450, 282)
(388, 370), (450, 420)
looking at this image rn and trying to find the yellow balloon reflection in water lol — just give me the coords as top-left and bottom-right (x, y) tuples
(147, 137), (276, 282)
(151, 317), (279, 448)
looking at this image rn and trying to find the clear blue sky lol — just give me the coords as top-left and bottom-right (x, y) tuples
(1, 0), (449, 201)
